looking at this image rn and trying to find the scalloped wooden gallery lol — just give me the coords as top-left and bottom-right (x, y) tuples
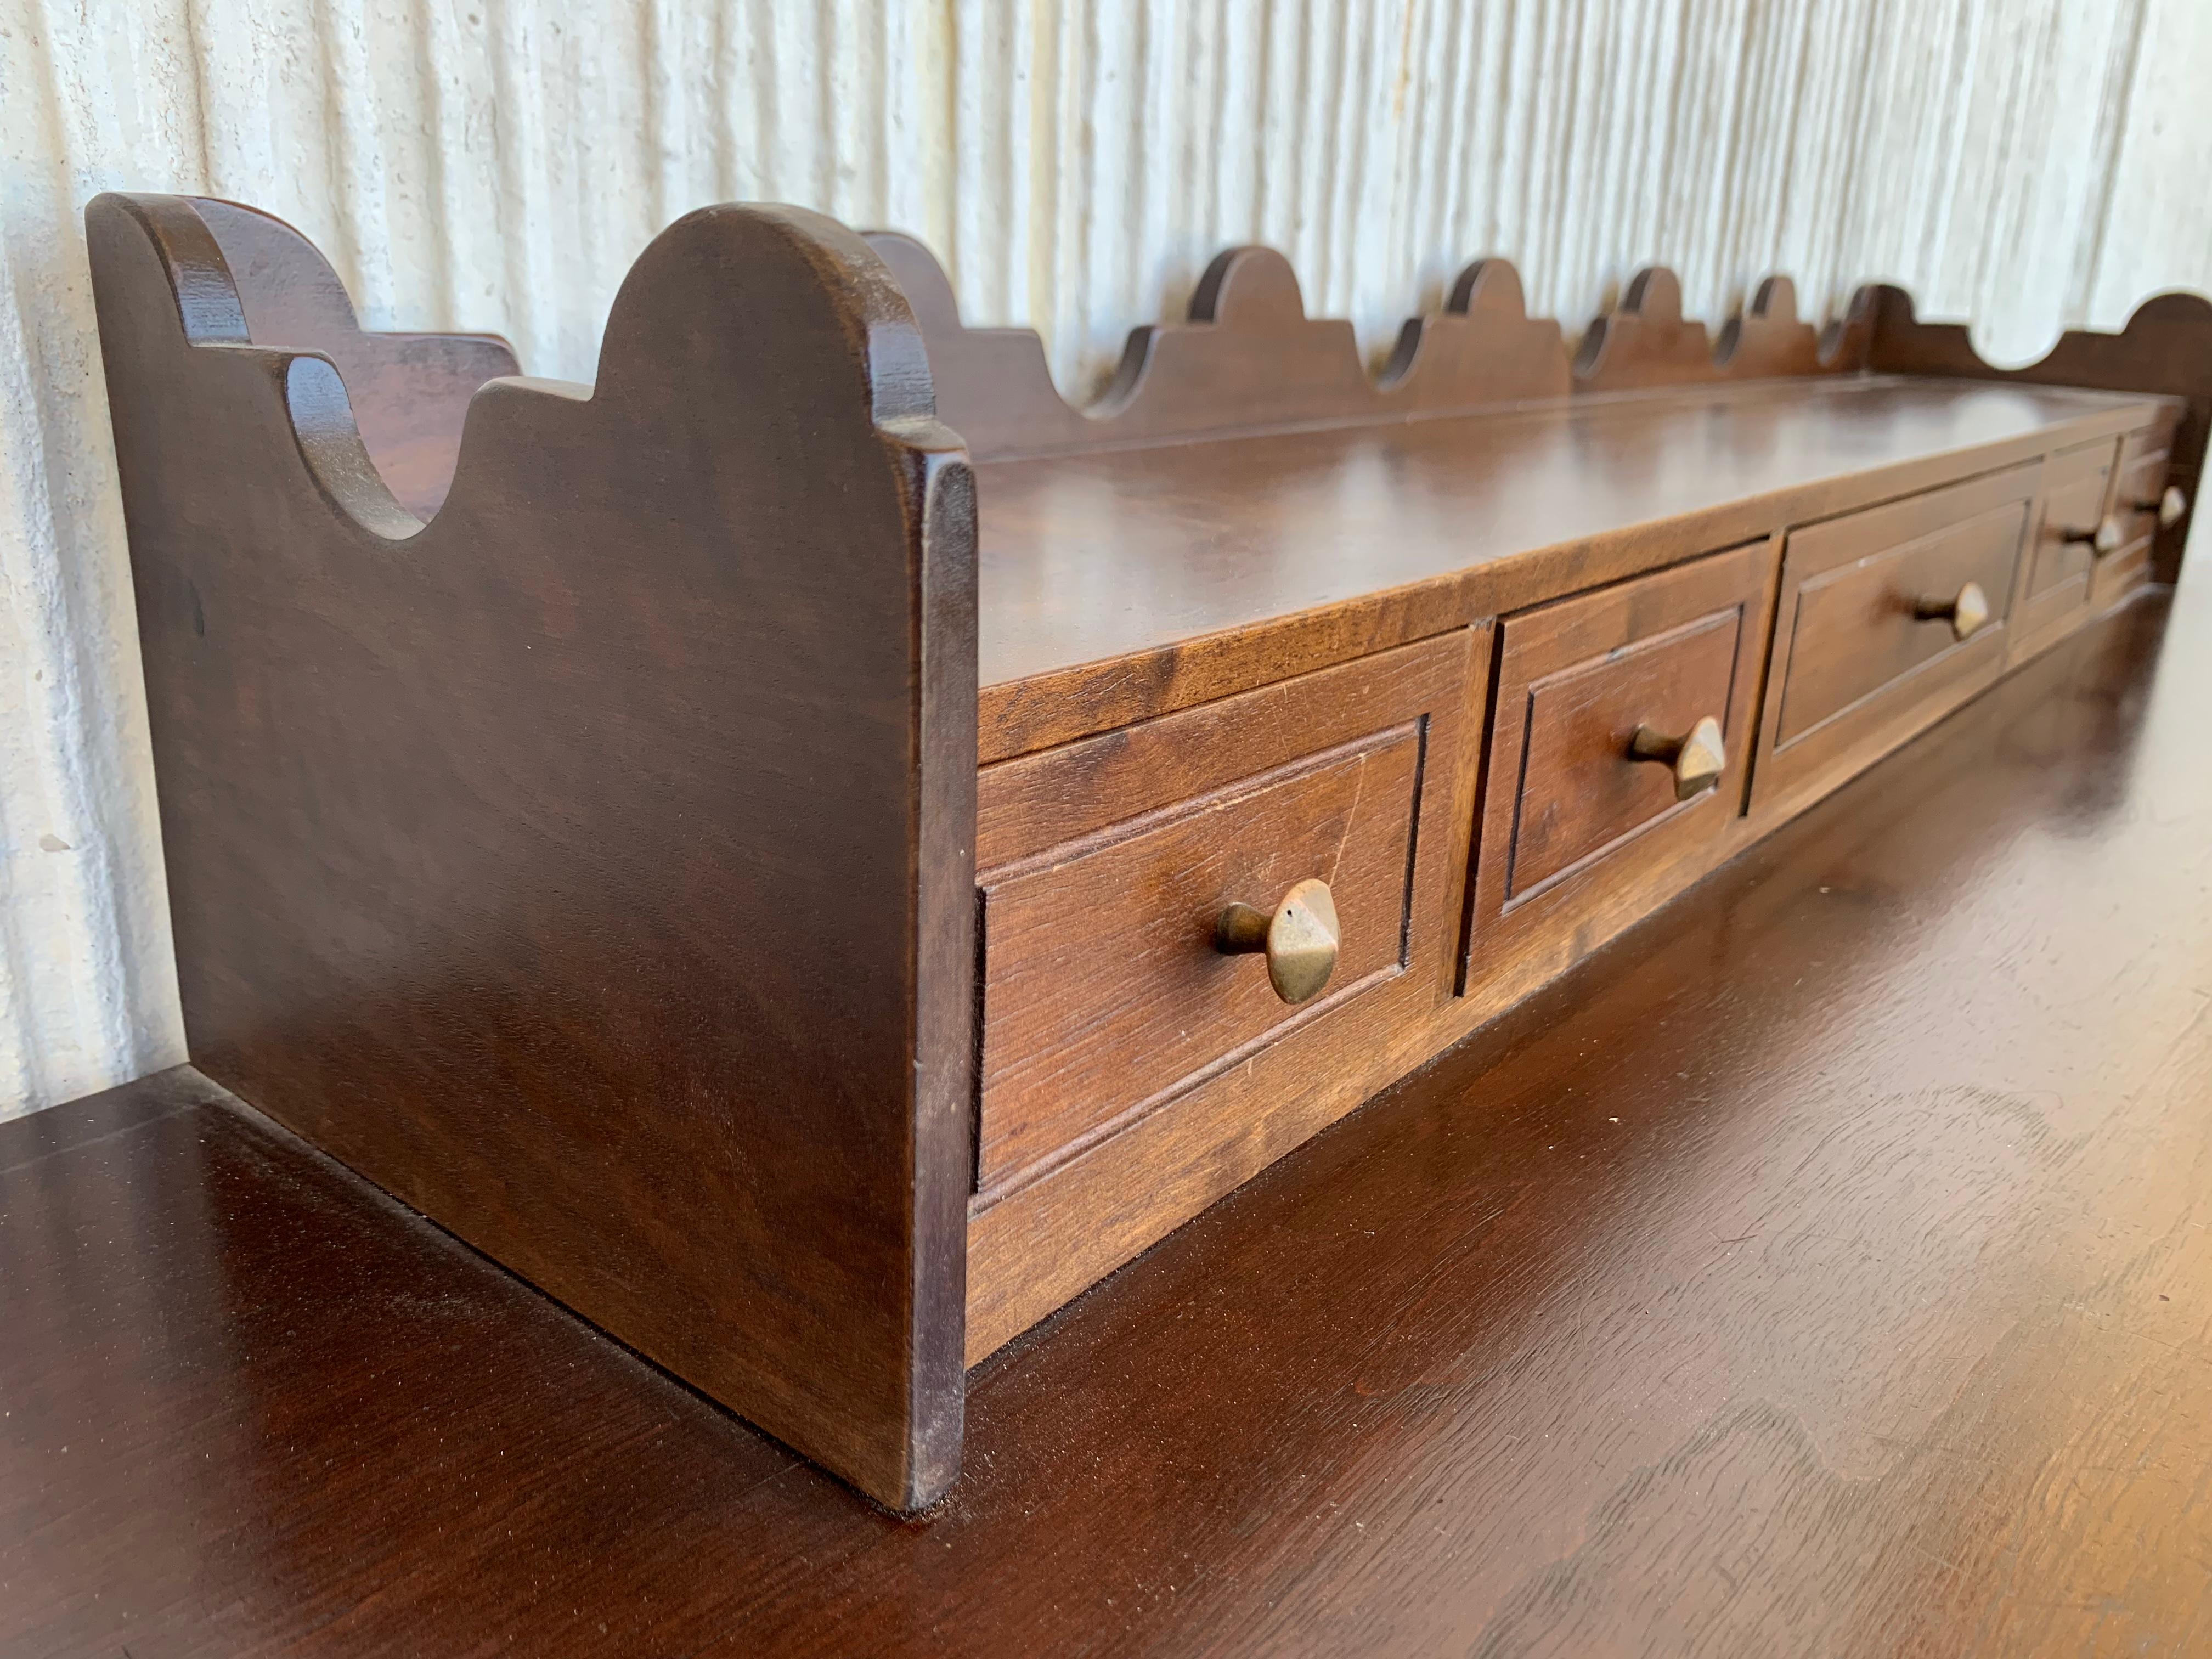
(89, 192), (2209, 1508)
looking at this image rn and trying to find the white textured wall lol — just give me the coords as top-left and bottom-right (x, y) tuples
(4, 0), (2210, 1116)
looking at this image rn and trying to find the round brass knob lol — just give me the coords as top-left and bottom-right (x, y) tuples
(2061, 517), (2124, 554)
(1912, 580), (1990, 641)
(2137, 485), (2188, 528)
(1216, 877), (1340, 1005)
(1627, 714), (1726, 803)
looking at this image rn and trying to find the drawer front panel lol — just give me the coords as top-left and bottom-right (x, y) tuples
(2093, 425), (2174, 608)
(2027, 442), (2115, 595)
(973, 631), (1474, 1203)
(1753, 464), (2034, 817)
(979, 731), (1418, 1188)
(1463, 540), (1777, 1007)
(966, 628), (1482, 1361)
(2011, 440), (2118, 660)
(1776, 494), (2029, 748)
(1508, 606), (1745, 901)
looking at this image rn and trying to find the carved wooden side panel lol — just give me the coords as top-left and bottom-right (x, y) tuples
(1716, 277), (1829, 377)
(1861, 285), (2212, 580)
(863, 230), (1094, 460)
(88, 193), (977, 1513)
(879, 240), (1899, 459)
(871, 235), (1394, 459)
(191, 199), (519, 518)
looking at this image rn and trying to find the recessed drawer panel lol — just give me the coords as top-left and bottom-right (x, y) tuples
(2093, 424), (2177, 608)
(972, 633), (1471, 1200)
(1508, 606), (1745, 902)
(1462, 540), (1776, 1009)
(2011, 440), (2118, 662)
(1776, 495), (2028, 748)
(1752, 465), (2034, 817)
(979, 733), (1417, 1188)
(965, 629), (1480, 1362)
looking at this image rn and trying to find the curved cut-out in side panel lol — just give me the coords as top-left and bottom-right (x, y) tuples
(193, 198), (519, 520)
(86, 190), (977, 1514)
(1860, 281), (2212, 580)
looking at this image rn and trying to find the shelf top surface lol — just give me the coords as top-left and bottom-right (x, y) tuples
(975, 374), (2163, 690)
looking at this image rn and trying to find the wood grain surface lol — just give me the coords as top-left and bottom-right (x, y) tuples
(1375, 257), (1572, 411)
(1460, 540), (1776, 1020)
(965, 629), (1483, 1363)
(1864, 285), (2212, 584)
(87, 192), (978, 1511)
(1750, 466), (2040, 827)
(973, 376), (2163, 759)
(187, 198), (518, 518)
(977, 728), (1421, 1192)
(8, 575), (2203, 1658)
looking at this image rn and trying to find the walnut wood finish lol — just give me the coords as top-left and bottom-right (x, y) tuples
(186, 199), (519, 518)
(2011, 439), (2118, 665)
(1863, 284), (2212, 583)
(1376, 257), (1572, 409)
(966, 629), (1483, 1363)
(862, 231), (1098, 460)
(2094, 422), (2177, 608)
(1575, 267), (1722, 389)
(1462, 541), (1777, 1017)
(977, 729), (1420, 1193)
(1752, 465), (2034, 823)
(866, 236), (1382, 460)
(974, 377), (2160, 758)
(1087, 246), (1378, 441)
(1716, 275), (1851, 377)
(89, 194), (2212, 1513)
(1576, 269), (1854, 391)
(9, 588), (2208, 1658)
(86, 193), (977, 1511)
(874, 239), (1863, 471)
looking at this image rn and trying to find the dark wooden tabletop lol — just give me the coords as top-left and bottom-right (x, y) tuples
(977, 376), (2157, 687)
(8, 580), (2211, 1657)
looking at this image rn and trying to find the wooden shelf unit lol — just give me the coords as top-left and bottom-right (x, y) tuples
(88, 192), (2208, 1510)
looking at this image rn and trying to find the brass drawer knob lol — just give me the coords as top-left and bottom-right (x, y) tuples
(1628, 714), (1727, 803)
(1216, 877), (1340, 1005)
(2060, 516), (2124, 554)
(2137, 484), (2188, 528)
(1913, 579), (1991, 641)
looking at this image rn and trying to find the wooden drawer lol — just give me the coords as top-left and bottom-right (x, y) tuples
(2010, 440), (2119, 662)
(1462, 541), (1776, 1012)
(978, 727), (1419, 1191)
(1752, 465), (2033, 818)
(966, 628), (1480, 1358)
(2092, 424), (2177, 609)
(973, 631), (1474, 1198)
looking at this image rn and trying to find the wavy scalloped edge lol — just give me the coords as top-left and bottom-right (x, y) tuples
(93, 192), (951, 542)
(84, 187), (980, 1513)
(871, 236), (1888, 460)
(1858, 282), (2212, 575)
(97, 195), (2208, 496)
(1577, 268), (1864, 391)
